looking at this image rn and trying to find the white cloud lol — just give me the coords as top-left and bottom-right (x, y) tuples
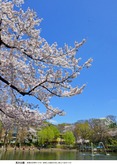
(47, 119), (58, 125)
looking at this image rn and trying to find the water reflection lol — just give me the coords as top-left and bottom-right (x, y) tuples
(0, 150), (117, 160)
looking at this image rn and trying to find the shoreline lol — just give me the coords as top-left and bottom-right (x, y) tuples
(0, 146), (78, 152)
(0, 146), (116, 153)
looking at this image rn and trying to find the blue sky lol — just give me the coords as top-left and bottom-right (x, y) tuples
(22, 0), (117, 124)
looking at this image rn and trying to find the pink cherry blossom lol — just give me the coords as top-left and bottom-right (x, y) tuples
(0, 0), (93, 128)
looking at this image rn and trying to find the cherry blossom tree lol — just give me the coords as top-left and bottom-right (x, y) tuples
(0, 0), (93, 127)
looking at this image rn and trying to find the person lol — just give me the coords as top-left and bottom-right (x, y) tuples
(22, 147), (25, 151)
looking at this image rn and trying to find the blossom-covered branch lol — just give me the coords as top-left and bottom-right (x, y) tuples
(0, 0), (93, 128)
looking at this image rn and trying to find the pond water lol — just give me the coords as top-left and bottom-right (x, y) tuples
(0, 150), (117, 160)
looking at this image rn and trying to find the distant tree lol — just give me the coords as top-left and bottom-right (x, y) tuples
(1, 117), (15, 149)
(49, 125), (60, 139)
(57, 124), (67, 133)
(25, 128), (37, 146)
(37, 125), (60, 146)
(109, 123), (117, 128)
(88, 119), (110, 144)
(17, 127), (28, 146)
(37, 129), (47, 146)
(63, 131), (75, 146)
(106, 115), (117, 128)
(0, 0), (93, 127)
(7, 129), (13, 145)
(74, 122), (91, 141)
(106, 115), (117, 123)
